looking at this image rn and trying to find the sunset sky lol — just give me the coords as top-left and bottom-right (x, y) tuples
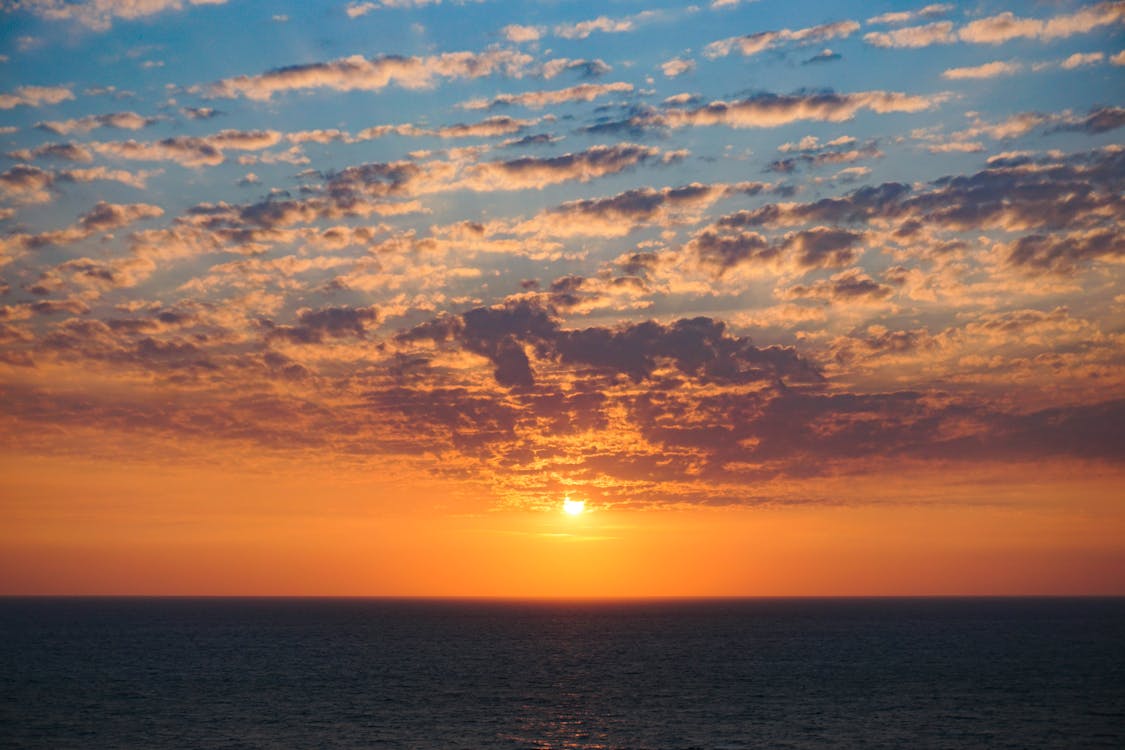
(1, 0), (1123, 596)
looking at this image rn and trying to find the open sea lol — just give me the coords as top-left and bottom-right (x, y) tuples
(1, 597), (1123, 749)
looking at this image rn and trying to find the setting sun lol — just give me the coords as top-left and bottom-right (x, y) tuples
(563, 497), (586, 516)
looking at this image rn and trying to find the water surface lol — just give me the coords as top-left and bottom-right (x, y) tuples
(2, 597), (1122, 748)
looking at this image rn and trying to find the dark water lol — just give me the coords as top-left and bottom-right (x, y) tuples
(2, 598), (1123, 749)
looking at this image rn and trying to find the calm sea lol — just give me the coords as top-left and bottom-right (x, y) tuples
(2, 597), (1122, 749)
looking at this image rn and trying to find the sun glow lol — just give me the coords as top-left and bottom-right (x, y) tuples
(563, 497), (585, 515)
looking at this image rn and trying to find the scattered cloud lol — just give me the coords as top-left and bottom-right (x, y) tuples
(91, 129), (283, 167)
(203, 49), (533, 100)
(5, 0), (229, 31)
(36, 111), (160, 135)
(1061, 51), (1105, 69)
(501, 24), (543, 43)
(460, 82), (633, 111)
(643, 90), (947, 130)
(958, 3), (1125, 44)
(867, 4), (953, 26)
(555, 15), (636, 40)
(864, 21), (956, 48)
(942, 60), (1022, 80)
(0, 85), (74, 109)
(706, 20), (860, 58)
(661, 58), (695, 78)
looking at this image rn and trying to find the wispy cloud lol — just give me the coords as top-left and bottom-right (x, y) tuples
(203, 50), (533, 100)
(706, 20), (860, 58)
(5, 0), (228, 31)
(0, 85), (74, 109)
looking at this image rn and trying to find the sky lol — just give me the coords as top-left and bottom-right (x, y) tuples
(0, 0), (1123, 597)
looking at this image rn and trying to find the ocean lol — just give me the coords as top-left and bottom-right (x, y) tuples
(2, 597), (1122, 748)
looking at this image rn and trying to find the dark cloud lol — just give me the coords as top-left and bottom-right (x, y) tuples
(1051, 106), (1125, 135)
(501, 133), (561, 148)
(28, 298), (91, 316)
(765, 142), (882, 173)
(1005, 230), (1124, 275)
(92, 130), (282, 167)
(77, 201), (164, 233)
(688, 229), (776, 273)
(0, 164), (53, 198)
(181, 106), (222, 120)
(802, 49), (842, 65)
(266, 304), (380, 344)
(784, 268), (895, 302)
(35, 111), (160, 135)
(702, 148), (1123, 275)
(623, 89), (944, 131)
(400, 299), (821, 390)
(684, 226), (863, 275)
(783, 227), (865, 269)
(7, 142), (95, 162)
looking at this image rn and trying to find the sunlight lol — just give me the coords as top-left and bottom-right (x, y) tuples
(563, 496), (586, 516)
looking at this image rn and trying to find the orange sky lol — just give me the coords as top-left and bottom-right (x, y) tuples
(4, 451), (1123, 596)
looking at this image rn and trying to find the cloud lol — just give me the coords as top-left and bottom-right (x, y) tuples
(867, 4), (953, 26)
(802, 48), (841, 65)
(176, 143), (677, 240)
(0, 163), (158, 204)
(1005, 230), (1124, 275)
(706, 20), (860, 58)
(181, 106), (221, 120)
(644, 90), (947, 129)
(204, 49), (533, 100)
(510, 182), (767, 238)
(721, 147), (1124, 283)
(92, 129), (283, 167)
(501, 24), (543, 43)
(346, 0), (440, 16)
(427, 115), (540, 139)
(926, 141), (984, 154)
(538, 58), (612, 79)
(0, 164), (55, 203)
(1051, 106), (1125, 134)
(782, 267), (895, 303)
(346, 116), (545, 141)
(958, 3), (1125, 44)
(460, 81), (633, 110)
(686, 229), (777, 274)
(399, 298), (821, 389)
(0, 85), (74, 109)
(1, 201), (163, 263)
(36, 111), (159, 134)
(554, 15), (635, 40)
(1061, 52), (1105, 69)
(866, 4), (1125, 49)
(781, 227), (866, 269)
(454, 143), (673, 192)
(7, 0), (228, 31)
(779, 135), (855, 153)
(942, 60), (1022, 80)
(864, 21), (956, 48)
(8, 142), (95, 162)
(661, 58), (695, 78)
(766, 141), (883, 173)
(265, 305), (380, 344)
(346, 1), (378, 17)
(77, 200), (165, 233)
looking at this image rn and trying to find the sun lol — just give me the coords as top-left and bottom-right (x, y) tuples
(562, 496), (585, 516)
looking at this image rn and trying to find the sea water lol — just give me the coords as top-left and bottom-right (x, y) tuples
(2, 597), (1123, 748)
